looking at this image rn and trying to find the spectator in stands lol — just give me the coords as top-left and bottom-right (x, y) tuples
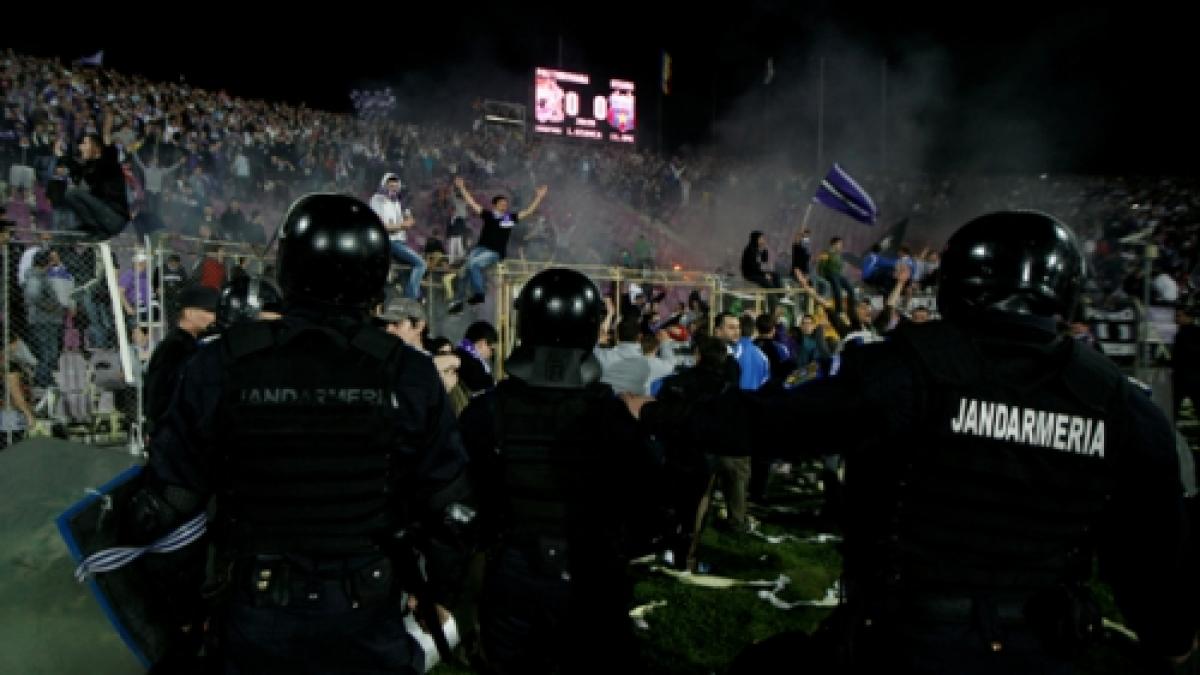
(369, 173), (425, 300)
(753, 313), (795, 391)
(1, 219), (29, 339)
(455, 320), (499, 395)
(154, 253), (189, 322)
(448, 187), (469, 264)
(23, 250), (68, 388)
(742, 231), (781, 289)
(118, 250), (153, 322)
(246, 211), (268, 246)
(791, 227), (813, 281)
(197, 204), (220, 240)
(818, 236), (856, 315)
(132, 146), (185, 217)
(596, 315), (651, 395)
(448, 176), (548, 314)
(53, 110), (129, 241)
(374, 292), (427, 351)
(194, 243), (226, 290)
(219, 199), (249, 242)
(424, 226), (447, 271)
(793, 313), (832, 372)
(1153, 263), (1181, 305)
(45, 162), (73, 230)
(860, 244), (894, 290)
(1, 330), (37, 447)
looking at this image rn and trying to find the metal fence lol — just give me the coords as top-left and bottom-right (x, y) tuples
(0, 227), (268, 451)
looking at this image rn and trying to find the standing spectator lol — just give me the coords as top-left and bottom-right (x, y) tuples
(0, 219), (29, 339)
(118, 251), (154, 323)
(53, 111), (130, 241)
(634, 234), (654, 270)
(45, 162), (73, 230)
(711, 311), (767, 533)
(23, 250), (68, 388)
(642, 328), (679, 395)
(194, 243), (226, 290)
(1, 331), (37, 448)
(448, 187), (469, 264)
(245, 211), (269, 246)
(196, 204), (220, 240)
(133, 149), (185, 217)
(63, 244), (114, 350)
(369, 173), (425, 300)
(595, 315), (651, 395)
(154, 253), (189, 322)
(791, 227), (813, 282)
(219, 199), (249, 242)
(448, 176), (547, 314)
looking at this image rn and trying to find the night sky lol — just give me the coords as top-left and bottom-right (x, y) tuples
(12, 3), (1197, 174)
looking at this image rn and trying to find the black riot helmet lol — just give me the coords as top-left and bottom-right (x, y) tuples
(938, 211), (1087, 322)
(276, 193), (390, 308)
(217, 275), (284, 328)
(507, 268), (604, 389)
(515, 268), (604, 350)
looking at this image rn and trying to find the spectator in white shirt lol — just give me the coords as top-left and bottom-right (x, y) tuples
(369, 173), (425, 300)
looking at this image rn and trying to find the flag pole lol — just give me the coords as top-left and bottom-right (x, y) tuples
(817, 57), (825, 176)
(801, 202), (814, 230)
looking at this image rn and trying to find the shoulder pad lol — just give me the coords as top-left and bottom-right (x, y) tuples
(222, 321), (275, 361)
(351, 325), (401, 362)
(887, 321), (979, 384)
(1061, 340), (1123, 410)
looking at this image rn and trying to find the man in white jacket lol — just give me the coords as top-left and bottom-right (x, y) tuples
(369, 173), (426, 300)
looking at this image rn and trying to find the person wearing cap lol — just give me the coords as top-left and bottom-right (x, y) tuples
(375, 290), (462, 394)
(370, 172), (426, 301)
(375, 292), (428, 351)
(143, 285), (218, 437)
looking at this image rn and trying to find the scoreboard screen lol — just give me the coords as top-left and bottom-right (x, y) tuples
(533, 67), (636, 144)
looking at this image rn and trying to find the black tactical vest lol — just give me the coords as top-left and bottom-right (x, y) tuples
(493, 379), (622, 550)
(844, 321), (1124, 606)
(213, 317), (406, 557)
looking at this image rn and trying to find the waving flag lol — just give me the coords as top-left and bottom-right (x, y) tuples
(814, 163), (879, 225)
(80, 50), (104, 67)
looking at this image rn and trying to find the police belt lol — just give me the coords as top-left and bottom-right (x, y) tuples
(234, 555), (406, 612)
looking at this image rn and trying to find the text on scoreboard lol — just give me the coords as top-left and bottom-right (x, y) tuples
(533, 67), (636, 144)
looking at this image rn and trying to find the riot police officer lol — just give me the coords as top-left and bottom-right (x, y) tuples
(731, 212), (1196, 673)
(459, 268), (662, 674)
(143, 285), (219, 437)
(127, 194), (472, 674)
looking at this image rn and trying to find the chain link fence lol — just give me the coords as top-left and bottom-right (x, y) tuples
(1, 227), (269, 451)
